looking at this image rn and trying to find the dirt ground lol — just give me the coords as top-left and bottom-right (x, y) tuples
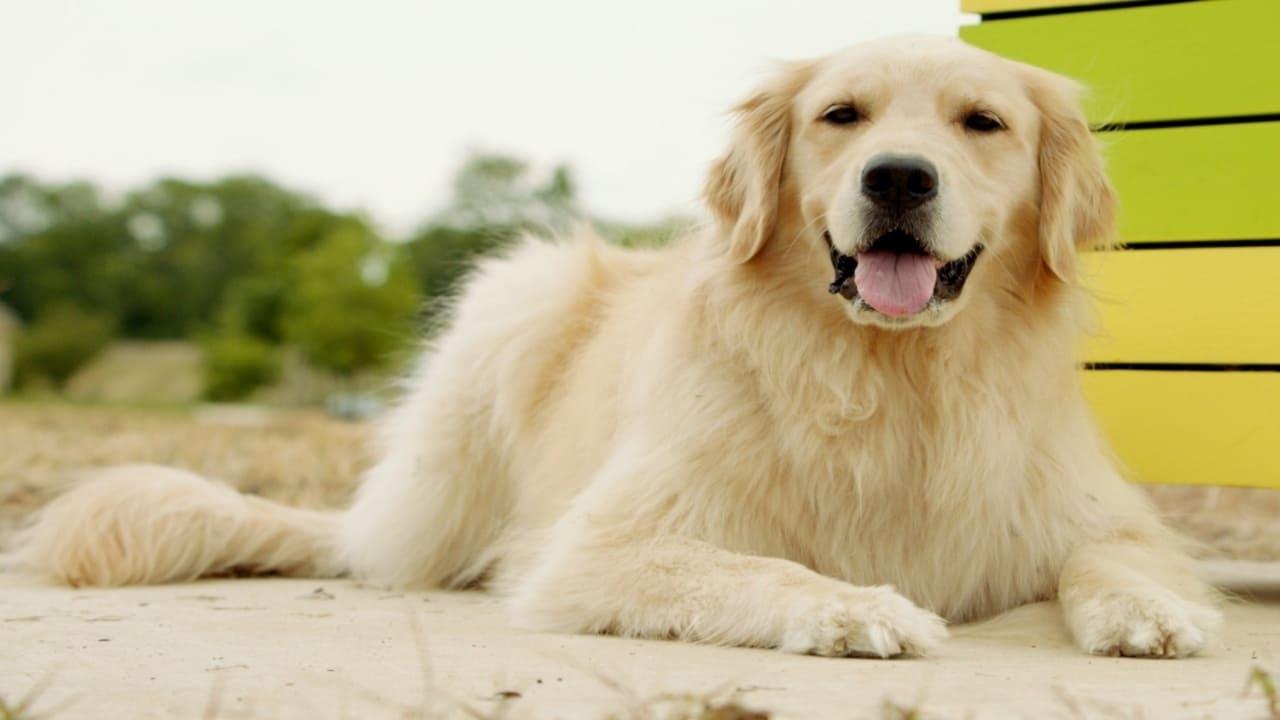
(2, 402), (1279, 719)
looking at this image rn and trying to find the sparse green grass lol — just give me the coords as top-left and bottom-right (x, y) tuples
(1246, 666), (1279, 719)
(877, 700), (922, 720)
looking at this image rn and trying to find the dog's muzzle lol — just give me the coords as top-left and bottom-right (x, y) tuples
(825, 230), (984, 317)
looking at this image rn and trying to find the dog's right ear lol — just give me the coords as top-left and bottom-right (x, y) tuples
(704, 62), (814, 263)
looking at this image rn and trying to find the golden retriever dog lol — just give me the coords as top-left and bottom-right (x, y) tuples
(15, 36), (1221, 658)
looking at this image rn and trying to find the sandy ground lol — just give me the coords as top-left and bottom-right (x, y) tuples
(3, 573), (1278, 720)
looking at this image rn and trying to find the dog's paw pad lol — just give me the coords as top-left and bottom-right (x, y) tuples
(781, 585), (948, 658)
(1072, 589), (1220, 659)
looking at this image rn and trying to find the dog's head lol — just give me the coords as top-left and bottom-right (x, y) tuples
(705, 36), (1115, 329)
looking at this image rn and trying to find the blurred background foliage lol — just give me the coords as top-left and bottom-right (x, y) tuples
(0, 156), (692, 405)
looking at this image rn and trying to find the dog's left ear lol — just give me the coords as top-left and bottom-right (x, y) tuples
(1024, 66), (1117, 283)
(704, 62), (813, 263)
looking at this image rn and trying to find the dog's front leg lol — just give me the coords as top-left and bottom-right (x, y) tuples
(512, 531), (945, 657)
(1058, 538), (1221, 658)
(507, 471), (946, 657)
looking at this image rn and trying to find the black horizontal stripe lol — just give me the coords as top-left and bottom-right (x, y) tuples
(1093, 114), (1280, 132)
(1117, 239), (1280, 251)
(980, 0), (1201, 21)
(1084, 362), (1280, 373)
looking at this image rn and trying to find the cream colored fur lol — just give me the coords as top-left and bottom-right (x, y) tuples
(13, 465), (341, 587)
(12, 36), (1220, 659)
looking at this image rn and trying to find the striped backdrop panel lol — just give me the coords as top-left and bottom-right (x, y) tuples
(962, 0), (1280, 488)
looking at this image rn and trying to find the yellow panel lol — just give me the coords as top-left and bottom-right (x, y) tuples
(962, 0), (1139, 12)
(1082, 371), (1280, 488)
(1082, 248), (1280, 364)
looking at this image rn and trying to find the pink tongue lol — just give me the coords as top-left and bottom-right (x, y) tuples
(853, 251), (938, 317)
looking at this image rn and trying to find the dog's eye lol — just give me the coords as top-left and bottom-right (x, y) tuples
(964, 111), (1005, 133)
(821, 104), (861, 126)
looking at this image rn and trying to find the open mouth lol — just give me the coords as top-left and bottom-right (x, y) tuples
(825, 230), (984, 318)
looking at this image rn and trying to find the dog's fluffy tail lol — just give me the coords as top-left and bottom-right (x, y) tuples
(10, 465), (344, 587)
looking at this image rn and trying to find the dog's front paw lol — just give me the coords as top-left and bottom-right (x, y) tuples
(1069, 587), (1221, 658)
(780, 585), (948, 658)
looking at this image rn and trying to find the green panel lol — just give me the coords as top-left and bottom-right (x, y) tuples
(1105, 123), (1280, 243)
(962, 0), (1280, 124)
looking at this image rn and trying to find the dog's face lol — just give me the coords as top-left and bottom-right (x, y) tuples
(705, 36), (1115, 329)
(794, 38), (1042, 327)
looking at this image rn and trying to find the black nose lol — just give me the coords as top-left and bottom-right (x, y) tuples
(861, 154), (938, 211)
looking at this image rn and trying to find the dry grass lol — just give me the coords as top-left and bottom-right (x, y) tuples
(0, 401), (369, 540)
(1, 400), (1277, 563)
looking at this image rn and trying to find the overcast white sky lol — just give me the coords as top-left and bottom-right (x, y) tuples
(2, 1), (968, 234)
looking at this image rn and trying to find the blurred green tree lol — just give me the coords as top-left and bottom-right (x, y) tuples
(0, 175), (131, 328)
(13, 303), (116, 388)
(0, 173), (324, 340)
(112, 176), (317, 338)
(0, 158), (688, 401)
(283, 219), (422, 378)
(438, 153), (577, 231)
(200, 332), (281, 402)
(402, 153), (584, 319)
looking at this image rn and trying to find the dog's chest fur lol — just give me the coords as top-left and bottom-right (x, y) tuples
(731, 339), (1081, 622)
